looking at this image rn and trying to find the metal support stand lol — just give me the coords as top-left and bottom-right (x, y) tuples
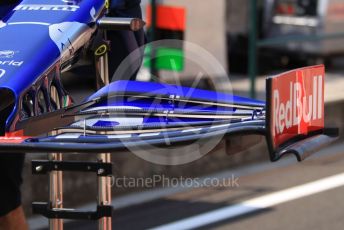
(49, 153), (64, 230)
(95, 31), (110, 89)
(96, 38), (112, 230)
(32, 157), (113, 224)
(32, 34), (113, 230)
(96, 52), (110, 88)
(97, 154), (112, 230)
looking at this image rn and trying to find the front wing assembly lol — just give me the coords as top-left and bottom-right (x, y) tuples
(0, 66), (338, 162)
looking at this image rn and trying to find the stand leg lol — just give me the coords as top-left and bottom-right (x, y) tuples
(95, 31), (110, 89)
(97, 30), (112, 230)
(97, 153), (112, 230)
(97, 54), (110, 88)
(49, 153), (63, 230)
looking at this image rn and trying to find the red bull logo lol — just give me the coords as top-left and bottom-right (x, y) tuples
(268, 65), (325, 148)
(273, 75), (323, 134)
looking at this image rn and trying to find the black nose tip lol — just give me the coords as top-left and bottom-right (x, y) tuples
(0, 88), (15, 135)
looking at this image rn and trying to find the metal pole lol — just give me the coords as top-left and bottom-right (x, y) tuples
(248, 0), (257, 99)
(97, 54), (110, 87)
(96, 31), (110, 89)
(150, 0), (158, 81)
(97, 153), (112, 230)
(97, 36), (112, 230)
(49, 153), (63, 230)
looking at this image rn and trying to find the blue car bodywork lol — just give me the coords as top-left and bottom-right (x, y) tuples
(0, 0), (106, 132)
(0, 0), (264, 135)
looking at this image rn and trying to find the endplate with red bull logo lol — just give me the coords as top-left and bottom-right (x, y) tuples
(266, 65), (338, 161)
